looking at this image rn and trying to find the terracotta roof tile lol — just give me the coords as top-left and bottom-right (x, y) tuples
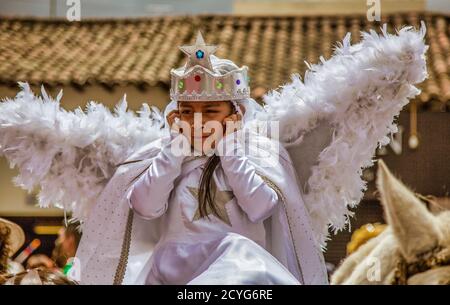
(0, 13), (448, 110)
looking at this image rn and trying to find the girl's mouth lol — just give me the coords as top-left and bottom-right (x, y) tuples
(193, 134), (212, 139)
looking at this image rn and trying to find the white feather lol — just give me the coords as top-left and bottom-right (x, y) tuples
(261, 23), (428, 248)
(0, 83), (164, 223)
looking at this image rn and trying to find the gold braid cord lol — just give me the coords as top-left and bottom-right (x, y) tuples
(113, 209), (134, 285)
(113, 159), (152, 285)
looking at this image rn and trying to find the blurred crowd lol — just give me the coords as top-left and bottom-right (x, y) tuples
(0, 217), (79, 285)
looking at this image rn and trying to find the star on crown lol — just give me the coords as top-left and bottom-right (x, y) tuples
(179, 31), (218, 71)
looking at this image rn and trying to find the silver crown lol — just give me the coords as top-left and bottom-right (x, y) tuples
(170, 31), (250, 102)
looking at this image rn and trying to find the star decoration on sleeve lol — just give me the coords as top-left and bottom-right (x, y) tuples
(179, 31), (218, 71)
(188, 179), (234, 226)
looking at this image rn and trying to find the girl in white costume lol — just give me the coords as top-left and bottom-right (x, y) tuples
(124, 33), (328, 285)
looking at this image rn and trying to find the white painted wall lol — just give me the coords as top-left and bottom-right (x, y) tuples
(0, 0), (51, 17)
(1, 0), (447, 19)
(0, 0), (232, 18)
(426, 0), (450, 13)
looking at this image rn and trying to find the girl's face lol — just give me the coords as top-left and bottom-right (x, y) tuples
(178, 100), (234, 148)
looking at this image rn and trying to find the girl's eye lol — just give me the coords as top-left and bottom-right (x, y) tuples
(181, 110), (192, 115)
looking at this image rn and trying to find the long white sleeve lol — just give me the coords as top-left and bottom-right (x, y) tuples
(127, 137), (185, 219)
(217, 134), (279, 223)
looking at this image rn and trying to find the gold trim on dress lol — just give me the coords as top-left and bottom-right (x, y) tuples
(113, 209), (134, 285)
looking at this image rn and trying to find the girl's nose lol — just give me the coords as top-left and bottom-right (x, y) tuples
(190, 122), (203, 132)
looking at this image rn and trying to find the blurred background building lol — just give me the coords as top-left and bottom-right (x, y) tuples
(0, 0), (449, 270)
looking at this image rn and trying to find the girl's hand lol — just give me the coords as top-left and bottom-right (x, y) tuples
(222, 113), (242, 135)
(166, 110), (181, 132)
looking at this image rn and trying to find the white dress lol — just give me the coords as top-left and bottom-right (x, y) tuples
(127, 136), (300, 285)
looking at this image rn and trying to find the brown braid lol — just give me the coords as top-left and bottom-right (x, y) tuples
(198, 155), (223, 221)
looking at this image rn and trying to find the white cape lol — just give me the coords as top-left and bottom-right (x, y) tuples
(76, 133), (329, 285)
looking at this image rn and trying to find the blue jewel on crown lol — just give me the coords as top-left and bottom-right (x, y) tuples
(196, 50), (205, 59)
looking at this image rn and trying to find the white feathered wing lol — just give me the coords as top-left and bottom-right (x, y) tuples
(0, 83), (164, 223)
(261, 24), (428, 248)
